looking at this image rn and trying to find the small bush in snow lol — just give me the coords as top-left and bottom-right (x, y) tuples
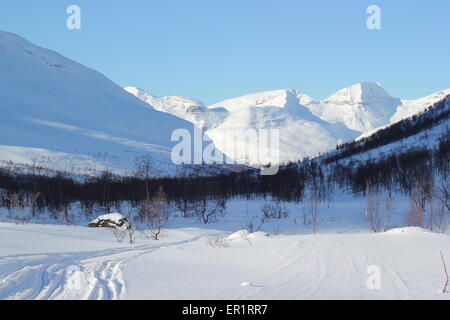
(243, 216), (264, 233)
(261, 201), (289, 221)
(206, 237), (229, 248)
(111, 227), (127, 243)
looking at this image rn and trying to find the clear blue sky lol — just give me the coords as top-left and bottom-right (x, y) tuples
(0, 0), (449, 104)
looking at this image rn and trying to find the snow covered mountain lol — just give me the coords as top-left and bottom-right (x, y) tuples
(206, 89), (358, 165)
(128, 88), (361, 165)
(312, 82), (450, 133)
(128, 83), (450, 166)
(309, 82), (402, 132)
(123, 87), (225, 130)
(0, 31), (199, 176)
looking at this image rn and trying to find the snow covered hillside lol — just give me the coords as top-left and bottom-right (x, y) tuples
(0, 31), (205, 176)
(127, 83), (450, 165)
(390, 89), (450, 123)
(320, 94), (450, 166)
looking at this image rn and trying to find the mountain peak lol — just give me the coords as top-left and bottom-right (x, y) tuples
(323, 82), (394, 105)
(208, 88), (317, 113)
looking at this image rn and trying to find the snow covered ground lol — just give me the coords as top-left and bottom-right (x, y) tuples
(1, 223), (449, 300)
(1, 195), (449, 300)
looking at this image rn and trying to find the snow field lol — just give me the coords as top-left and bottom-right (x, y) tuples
(1, 222), (450, 300)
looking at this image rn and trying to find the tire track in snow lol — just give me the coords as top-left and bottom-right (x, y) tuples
(0, 235), (203, 300)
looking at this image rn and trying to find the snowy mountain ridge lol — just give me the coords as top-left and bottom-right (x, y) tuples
(124, 87), (225, 130)
(128, 82), (450, 165)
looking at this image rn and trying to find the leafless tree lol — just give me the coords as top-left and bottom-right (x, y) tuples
(365, 184), (394, 233)
(5, 192), (40, 224)
(437, 173), (450, 213)
(406, 185), (426, 227)
(308, 183), (320, 234)
(382, 191), (394, 232)
(193, 196), (226, 224)
(244, 214), (264, 233)
(111, 222), (135, 244)
(98, 170), (114, 214)
(62, 202), (72, 225)
(127, 225), (135, 244)
(80, 199), (95, 219)
(435, 177), (450, 233)
(301, 206), (308, 226)
(427, 190), (435, 231)
(134, 156), (154, 199)
(366, 183), (382, 232)
(112, 227), (126, 243)
(441, 251), (449, 293)
(405, 179), (448, 232)
(138, 186), (170, 240)
(435, 200), (448, 234)
(124, 205), (136, 244)
(173, 197), (196, 218)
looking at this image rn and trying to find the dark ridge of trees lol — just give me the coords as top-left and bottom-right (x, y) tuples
(324, 96), (450, 164)
(0, 161), (309, 213)
(0, 130), (447, 216)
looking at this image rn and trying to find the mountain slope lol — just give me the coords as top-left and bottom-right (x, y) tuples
(124, 87), (225, 130)
(0, 31), (199, 176)
(320, 94), (450, 166)
(390, 89), (450, 124)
